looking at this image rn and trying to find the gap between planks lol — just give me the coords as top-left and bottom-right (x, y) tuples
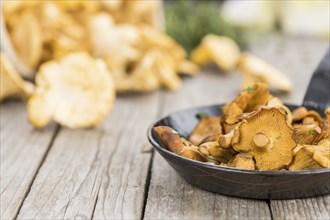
(140, 91), (167, 220)
(13, 125), (61, 219)
(0, 102), (59, 220)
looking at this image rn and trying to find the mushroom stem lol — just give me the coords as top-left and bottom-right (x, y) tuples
(253, 132), (270, 149)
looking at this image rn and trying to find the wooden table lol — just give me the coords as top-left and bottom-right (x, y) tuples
(1, 36), (330, 220)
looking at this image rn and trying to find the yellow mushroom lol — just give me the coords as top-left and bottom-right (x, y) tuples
(189, 116), (221, 146)
(115, 50), (161, 93)
(223, 82), (272, 115)
(293, 124), (328, 145)
(222, 82), (272, 130)
(227, 153), (255, 170)
(200, 132), (222, 144)
(218, 127), (240, 149)
(27, 52), (115, 128)
(238, 52), (293, 93)
(289, 139), (330, 170)
(0, 53), (34, 102)
(178, 60), (200, 76)
(88, 13), (140, 61)
(292, 107), (323, 125)
(10, 10), (43, 70)
(233, 108), (296, 170)
(199, 141), (236, 162)
(153, 126), (208, 162)
(266, 96), (293, 125)
(139, 25), (186, 68)
(191, 34), (241, 72)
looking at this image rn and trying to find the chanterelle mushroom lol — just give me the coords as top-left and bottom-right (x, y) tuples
(227, 153), (255, 170)
(223, 82), (272, 116)
(189, 116), (221, 146)
(191, 34), (241, 72)
(289, 139), (330, 170)
(27, 52), (115, 128)
(153, 126), (207, 162)
(292, 107), (323, 125)
(238, 52), (293, 93)
(221, 82), (272, 130)
(292, 124), (328, 145)
(266, 96), (293, 125)
(199, 141), (236, 162)
(10, 10), (43, 70)
(233, 108), (296, 170)
(0, 53), (35, 102)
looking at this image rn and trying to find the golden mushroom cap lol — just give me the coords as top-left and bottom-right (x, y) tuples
(153, 126), (184, 153)
(189, 116), (221, 146)
(289, 139), (330, 171)
(27, 52), (115, 128)
(289, 146), (323, 170)
(222, 82), (272, 117)
(227, 153), (255, 170)
(292, 124), (328, 145)
(233, 108), (296, 170)
(154, 126), (208, 162)
(292, 107), (323, 124)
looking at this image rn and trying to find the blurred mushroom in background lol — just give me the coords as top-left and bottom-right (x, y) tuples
(0, 53), (34, 102)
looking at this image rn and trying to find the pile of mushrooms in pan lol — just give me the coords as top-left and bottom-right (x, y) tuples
(154, 82), (330, 171)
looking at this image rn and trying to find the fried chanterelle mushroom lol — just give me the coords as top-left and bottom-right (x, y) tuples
(0, 53), (35, 102)
(227, 153), (255, 170)
(221, 82), (272, 133)
(289, 139), (330, 170)
(233, 108), (296, 170)
(153, 126), (208, 162)
(292, 107), (323, 125)
(199, 141), (236, 163)
(292, 124), (328, 145)
(189, 115), (222, 146)
(27, 52), (115, 128)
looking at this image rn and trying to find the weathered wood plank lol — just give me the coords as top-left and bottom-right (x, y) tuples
(17, 93), (160, 219)
(0, 102), (57, 220)
(271, 195), (330, 220)
(144, 69), (272, 219)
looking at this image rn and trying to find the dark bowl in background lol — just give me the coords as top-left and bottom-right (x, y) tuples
(147, 104), (330, 200)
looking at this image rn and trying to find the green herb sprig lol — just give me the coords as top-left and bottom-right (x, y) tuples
(165, 1), (245, 54)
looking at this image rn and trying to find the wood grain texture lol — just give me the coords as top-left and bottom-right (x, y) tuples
(17, 94), (160, 219)
(271, 195), (330, 220)
(144, 69), (272, 219)
(0, 102), (57, 220)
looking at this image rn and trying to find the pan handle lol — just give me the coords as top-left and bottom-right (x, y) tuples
(303, 48), (330, 114)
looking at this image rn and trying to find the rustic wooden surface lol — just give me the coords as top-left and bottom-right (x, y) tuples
(1, 36), (329, 220)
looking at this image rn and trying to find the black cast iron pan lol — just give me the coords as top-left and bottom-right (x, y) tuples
(148, 49), (330, 200)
